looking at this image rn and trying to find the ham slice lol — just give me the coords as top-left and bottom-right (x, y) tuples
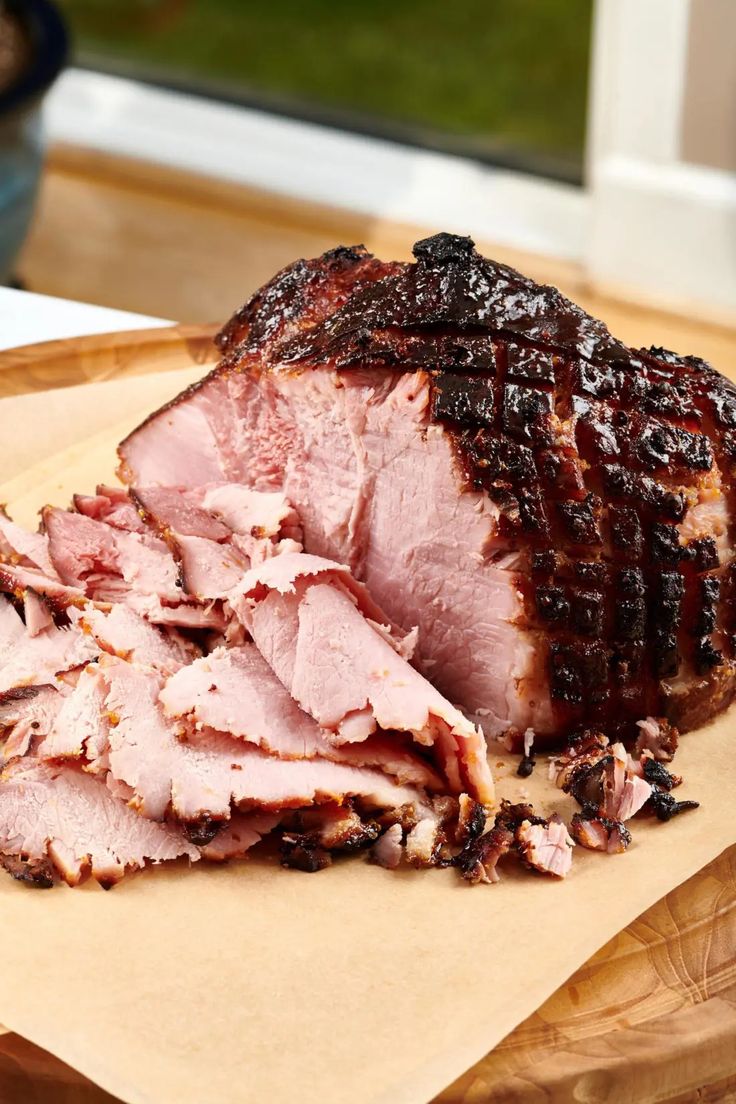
(160, 644), (330, 758)
(199, 812), (280, 861)
(0, 510), (57, 576)
(175, 535), (249, 601)
(0, 595), (98, 694)
(73, 486), (146, 532)
(131, 486), (232, 542)
(200, 484), (298, 538)
(0, 562), (83, 603)
(0, 684), (64, 762)
(160, 645), (443, 790)
(232, 553), (493, 804)
(44, 507), (181, 602)
(0, 759), (199, 887)
(39, 665), (109, 769)
(125, 592), (226, 631)
(23, 590), (54, 636)
(101, 657), (430, 823)
(75, 604), (195, 675)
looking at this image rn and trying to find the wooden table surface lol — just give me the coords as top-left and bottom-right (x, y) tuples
(2, 322), (736, 1104)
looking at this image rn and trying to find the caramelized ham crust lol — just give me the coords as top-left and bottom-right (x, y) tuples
(119, 234), (736, 746)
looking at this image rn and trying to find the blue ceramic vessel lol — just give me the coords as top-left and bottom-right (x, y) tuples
(0, 0), (68, 284)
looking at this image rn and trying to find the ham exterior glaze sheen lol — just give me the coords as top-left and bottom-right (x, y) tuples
(119, 234), (736, 747)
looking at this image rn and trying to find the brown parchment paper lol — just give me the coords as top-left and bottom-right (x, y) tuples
(0, 371), (735, 1104)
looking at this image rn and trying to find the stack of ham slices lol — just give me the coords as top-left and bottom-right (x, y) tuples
(0, 483), (502, 888)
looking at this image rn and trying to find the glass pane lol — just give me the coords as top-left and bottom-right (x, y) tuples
(56, 0), (593, 183)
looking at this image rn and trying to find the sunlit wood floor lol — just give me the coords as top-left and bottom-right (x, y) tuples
(17, 144), (736, 374)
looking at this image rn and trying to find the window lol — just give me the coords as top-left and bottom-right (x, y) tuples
(56, 0), (594, 184)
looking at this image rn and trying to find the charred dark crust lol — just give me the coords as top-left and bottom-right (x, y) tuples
(119, 232), (736, 740)
(516, 754), (536, 778)
(183, 816), (226, 847)
(642, 759), (681, 791)
(644, 787), (700, 821)
(453, 824), (513, 882)
(279, 835), (332, 872)
(0, 852), (55, 888)
(0, 685), (49, 705)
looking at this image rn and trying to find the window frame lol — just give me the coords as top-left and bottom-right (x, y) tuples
(42, 0), (736, 317)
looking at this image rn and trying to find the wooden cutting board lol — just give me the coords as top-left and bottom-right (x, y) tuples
(1, 326), (735, 1104)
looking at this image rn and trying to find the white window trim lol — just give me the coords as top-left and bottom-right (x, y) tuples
(42, 3), (736, 318)
(587, 0), (736, 319)
(43, 67), (587, 263)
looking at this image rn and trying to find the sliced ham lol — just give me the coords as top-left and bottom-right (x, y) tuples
(125, 592), (226, 631)
(75, 604), (195, 675)
(200, 484), (298, 539)
(44, 507), (181, 601)
(0, 510), (58, 576)
(160, 644), (329, 759)
(0, 684), (64, 761)
(0, 562), (83, 603)
(131, 486), (231, 542)
(101, 657), (430, 824)
(73, 486), (146, 532)
(0, 759), (199, 887)
(199, 812), (280, 861)
(160, 644), (444, 790)
(39, 664), (109, 769)
(175, 535), (248, 601)
(0, 595), (98, 694)
(23, 590), (54, 636)
(233, 553), (493, 804)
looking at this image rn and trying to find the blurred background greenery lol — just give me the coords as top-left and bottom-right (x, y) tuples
(55, 0), (593, 182)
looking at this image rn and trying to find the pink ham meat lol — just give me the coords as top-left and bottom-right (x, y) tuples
(132, 483), (297, 541)
(0, 562), (83, 603)
(0, 510), (57, 576)
(39, 664), (109, 769)
(74, 604), (196, 675)
(0, 595), (98, 694)
(175, 535), (249, 601)
(199, 484), (299, 539)
(199, 812), (281, 861)
(160, 644), (443, 790)
(98, 657), (431, 824)
(0, 684), (64, 761)
(23, 590), (54, 636)
(43, 506), (181, 601)
(132, 483), (301, 601)
(0, 510), (80, 603)
(73, 485), (146, 532)
(0, 758), (199, 887)
(232, 552), (494, 804)
(125, 592), (225, 631)
(131, 486), (232, 542)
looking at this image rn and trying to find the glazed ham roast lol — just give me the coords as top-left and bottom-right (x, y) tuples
(0, 233), (716, 887)
(120, 233), (736, 745)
